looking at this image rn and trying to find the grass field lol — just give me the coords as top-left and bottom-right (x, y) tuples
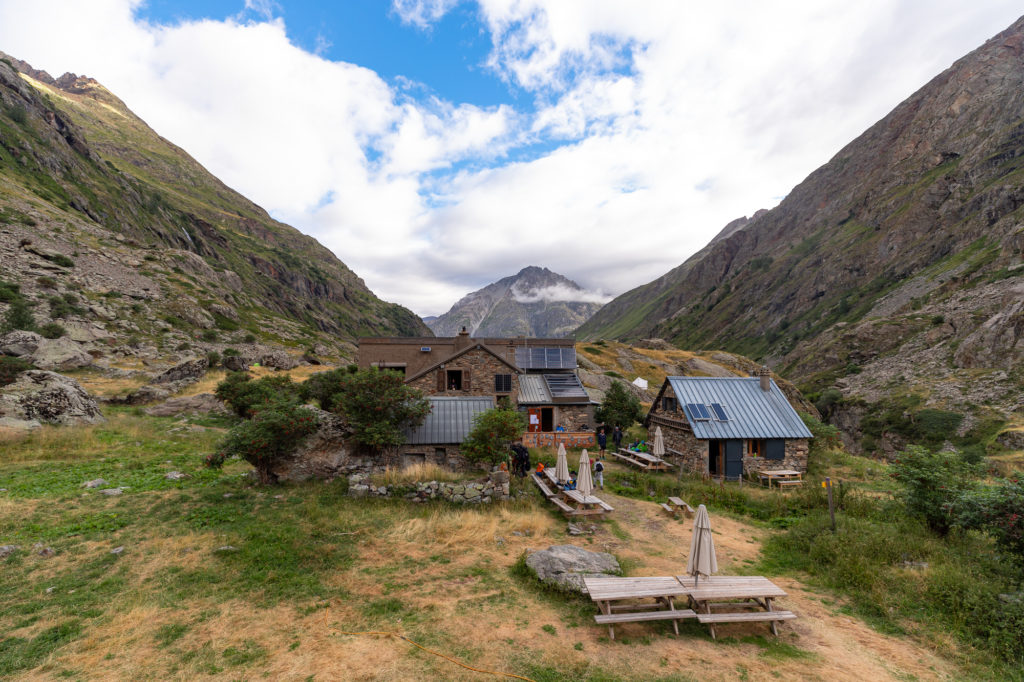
(1, 410), (1021, 680)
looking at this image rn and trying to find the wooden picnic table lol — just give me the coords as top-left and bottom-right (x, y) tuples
(757, 469), (803, 488)
(562, 488), (614, 515)
(611, 448), (672, 471)
(583, 575), (795, 640)
(675, 575), (795, 639)
(661, 496), (696, 517)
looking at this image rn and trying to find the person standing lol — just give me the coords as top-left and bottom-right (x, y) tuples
(612, 425), (623, 452)
(597, 428), (607, 455)
(594, 457), (604, 489)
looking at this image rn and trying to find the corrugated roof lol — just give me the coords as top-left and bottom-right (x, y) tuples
(665, 377), (813, 440)
(404, 397), (495, 445)
(517, 374), (552, 403)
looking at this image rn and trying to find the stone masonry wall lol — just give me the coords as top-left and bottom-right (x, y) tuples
(647, 414), (706, 472)
(407, 347), (519, 403)
(557, 404), (594, 431)
(395, 444), (474, 471)
(347, 470), (512, 504)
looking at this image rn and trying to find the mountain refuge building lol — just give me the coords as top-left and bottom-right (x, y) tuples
(645, 369), (812, 479)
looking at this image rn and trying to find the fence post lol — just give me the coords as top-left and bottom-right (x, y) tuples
(825, 477), (836, 532)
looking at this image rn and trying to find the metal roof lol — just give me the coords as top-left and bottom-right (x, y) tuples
(517, 374), (552, 403)
(514, 346), (577, 370)
(403, 397), (495, 445)
(665, 377), (813, 440)
(544, 373), (589, 402)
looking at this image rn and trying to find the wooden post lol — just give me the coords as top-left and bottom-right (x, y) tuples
(825, 477), (836, 532)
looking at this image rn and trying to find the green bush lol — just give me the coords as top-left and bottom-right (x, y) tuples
(0, 356), (34, 387)
(49, 254), (74, 268)
(461, 406), (527, 465)
(214, 372), (301, 418)
(0, 280), (20, 303)
(206, 401), (319, 484)
(799, 412), (841, 457)
(2, 297), (35, 332)
(48, 294), (84, 319)
(206, 350), (221, 368)
(35, 276), (57, 288)
(333, 368), (430, 450)
(39, 322), (66, 339)
(222, 347), (240, 357)
(594, 381), (644, 429)
(243, 333), (257, 344)
(954, 479), (1024, 566)
(201, 330), (218, 342)
(298, 368), (352, 412)
(890, 445), (977, 535)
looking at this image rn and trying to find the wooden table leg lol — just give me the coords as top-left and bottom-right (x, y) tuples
(668, 597), (679, 635)
(766, 597), (778, 636)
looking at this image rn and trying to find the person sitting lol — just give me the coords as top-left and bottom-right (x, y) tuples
(536, 462), (545, 475)
(564, 471), (577, 490)
(555, 423), (566, 432)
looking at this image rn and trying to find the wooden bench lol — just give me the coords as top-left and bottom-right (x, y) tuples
(595, 608), (697, 639)
(550, 495), (575, 514)
(667, 497), (695, 516)
(777, 480), (803, 488)
(660, 502), (676, 516)
(697, 610), (797, 639)
(531, 474), (555, 499)
(610, 449), (646, 468)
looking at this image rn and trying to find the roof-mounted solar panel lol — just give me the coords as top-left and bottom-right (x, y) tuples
(710, 403), (730, 421)
(687, 403), (711, 421)
(515, 346), (577, 369)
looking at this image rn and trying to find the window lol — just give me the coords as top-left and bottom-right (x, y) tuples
(495, 374), (512, 393)
(747, 439), (764, 457)
(446, 369), (463, 390)
(662, 397), (678, 413)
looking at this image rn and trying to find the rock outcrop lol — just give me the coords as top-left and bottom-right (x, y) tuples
(144, 393), (229, 417)
(0, 370), (104, 426)
(525, 544), (621, 593)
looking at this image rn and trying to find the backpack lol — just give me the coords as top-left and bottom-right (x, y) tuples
(595, 461), (604, 472)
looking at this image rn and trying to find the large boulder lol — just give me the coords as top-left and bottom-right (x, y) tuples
(221, 355), (250, 372)
(258, 350), (301, 371)
(144, 393), (229, 417)
(0, 370), (105, 425)
(153, 357), (208, 384)
(270, 408), (354, 482)
(0, 330), (43, 357)
(29, 337), (94, 371)
(525, 544), (621, 593)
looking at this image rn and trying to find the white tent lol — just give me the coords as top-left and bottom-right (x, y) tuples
(632, 377), (648, 390)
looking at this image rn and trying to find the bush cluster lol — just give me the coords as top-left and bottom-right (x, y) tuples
(206, 401), (319, 485)
(214, 372), (300, 418)
(461, 405), (527, 465)
(0, 356), (34, 387)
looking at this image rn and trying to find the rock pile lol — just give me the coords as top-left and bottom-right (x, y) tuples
(346, 473), (511, 504)
(0, 370), (104, 428)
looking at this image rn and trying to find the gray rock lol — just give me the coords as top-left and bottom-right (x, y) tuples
(465, 487), (482, 499)
(213, 545), (238, 553)
(221, 355), (250, 372)
(258, 350), (301, 370)
(153, 357), (208, 385)
(0, 330), (43, 357)
(28, 337), (93, 370)
(122, 385), (171, 405)
(0, 545), (19, 558)
(110, 546), (125, 555)
(525, 544), (621, 593)
(0, 416), (42, 431)
(88, 304), (116, 321)
(100, 488), (123, 496)
(33, 543), (55, 558)
(995, 429), (1024, 450)
(164, 471), (189, 481)
(0, 371), (105, 426)
(144, 393), (229, 417)
(350, 484), (370, 497)
(82, 478), (108, 488)
(271, 408), (352, 482)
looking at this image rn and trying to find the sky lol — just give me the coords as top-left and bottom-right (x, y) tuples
(0, 1), (1021, 317)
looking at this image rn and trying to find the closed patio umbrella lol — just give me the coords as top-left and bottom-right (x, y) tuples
(686, 504), (718, 587)
(653, 426), (666, 458)
(555, 442), (570, 484)
(577, 449), (593, 497)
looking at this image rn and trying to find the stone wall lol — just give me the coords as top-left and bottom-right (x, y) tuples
(556, 404), (595, 431)
(395, 443), (474, 471)
(347, 471), (512, 504)
(406, 346), (519, 403)
(648, 414), (706, 472)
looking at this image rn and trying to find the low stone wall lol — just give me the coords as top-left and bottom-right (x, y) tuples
(522, 431), (596, 449)
(347, 471), (512, 504)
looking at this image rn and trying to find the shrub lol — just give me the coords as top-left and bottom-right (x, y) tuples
(890, 445), (978, 535)
(206, 401), (319, 484)
(200, 329), (218, 342)
(0, 356), (34, 387)
(2, 297), (35, 332)
(39, 322), (66, 339)
(299, 368), (349, 412)
(954, 479), (1024, 566)
(35, 276), (57, 288)
(222, 347), (240, 357)
(594, 381), (644, 429)
(206, 350), (221, 368)
(0, 280), (20, 303)
(214, 372), (301, 418)
(49, 254), (74, 268)
(243, 333), (257, 344)
(461, 405), (527, 465)
(799, 411), (841, 456)
(332, 368), (430, 450)
(48, 294), (84, 319)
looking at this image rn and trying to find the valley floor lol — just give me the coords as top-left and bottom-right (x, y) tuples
(0, 414), (1000, 680)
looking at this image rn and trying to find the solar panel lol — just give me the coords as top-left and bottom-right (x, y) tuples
(543, 374), (588, 399)
(710, 403), (729, 421)
(514, 347), (577, 369)
(687, 403), (711, 421)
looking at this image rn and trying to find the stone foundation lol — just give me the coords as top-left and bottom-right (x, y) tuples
(347, 471), (512, 504)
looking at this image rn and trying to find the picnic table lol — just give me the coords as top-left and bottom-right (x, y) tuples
(583, 575), (795, 640)
(562, 488), (614, 516)
(757, 469), (803, 488)
(675, 575), (796, 639)
(660, 496), (696, 517)
(610, 448), (672, 471)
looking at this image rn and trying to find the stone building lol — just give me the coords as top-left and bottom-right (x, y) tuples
(396, 396), (494, 470)
(645, 369), (812, 479)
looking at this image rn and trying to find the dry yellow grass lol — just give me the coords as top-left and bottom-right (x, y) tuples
(174, 363), (338, 398)
(62, 369), (149, 398)
(372, 462), (466, 486)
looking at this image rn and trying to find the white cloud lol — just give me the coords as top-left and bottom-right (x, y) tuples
(510, 282), (611, 305)
(0, 0), (1021, 318)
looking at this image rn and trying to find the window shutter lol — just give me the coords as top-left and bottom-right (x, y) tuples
(437, 369), (445, 392)
(766, 439), (785, 461)
(464, 368), (471, 391)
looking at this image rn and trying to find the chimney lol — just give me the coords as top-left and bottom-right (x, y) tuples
(754, 365), (772, 392)
(507, 339), (516, 364)
(454, 326), (471, 352)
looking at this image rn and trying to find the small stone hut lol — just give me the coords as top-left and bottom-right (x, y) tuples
(397, 396), (495, 470)
(645, 370), (812, 479)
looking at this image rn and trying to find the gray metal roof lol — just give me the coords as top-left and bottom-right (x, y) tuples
(403, 396), (495, 445)
(665, 377), (813, 440)
(517, 374), (552, 403)
(515, 346), (577, 370)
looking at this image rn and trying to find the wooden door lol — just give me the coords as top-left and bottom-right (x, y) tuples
(528, 408), (542, 433)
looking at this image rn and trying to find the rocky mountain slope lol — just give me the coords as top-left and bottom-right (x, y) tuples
(427, 266), (604, 338)
(0, 52), (428, 364)
(578, 18), (1024, 452)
